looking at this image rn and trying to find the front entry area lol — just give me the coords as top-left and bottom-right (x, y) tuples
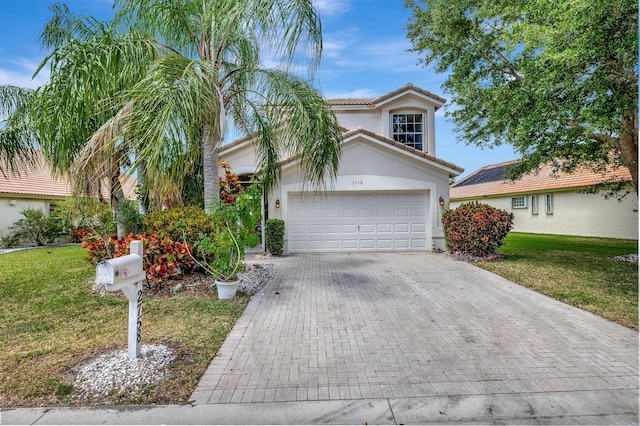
(287, 191), (430, 252)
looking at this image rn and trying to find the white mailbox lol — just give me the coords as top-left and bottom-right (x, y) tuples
(96, 253), (145, 292)
(95, 240), (145, 359)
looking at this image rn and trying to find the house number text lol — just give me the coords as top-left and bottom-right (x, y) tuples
(352, 180), (364, 186)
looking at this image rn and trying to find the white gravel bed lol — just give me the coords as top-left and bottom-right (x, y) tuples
(72, 344), (175, 399)
(238, 263), (273, 295)
(612, 254), (638, 263)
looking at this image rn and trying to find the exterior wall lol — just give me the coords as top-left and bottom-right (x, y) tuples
(334, 110), (380, 134)
(269, 138), (452, 252)
(451, 190), (639, 240)
(0, 196), (52, 234)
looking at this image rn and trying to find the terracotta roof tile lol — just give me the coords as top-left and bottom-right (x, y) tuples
(450, 160), (632, 200)
(277, 127), (464, 175)
(0, 151), (137, 200)
(326, 83), (446, 108)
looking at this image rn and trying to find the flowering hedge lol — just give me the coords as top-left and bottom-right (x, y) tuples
(442, 202), (514, 257)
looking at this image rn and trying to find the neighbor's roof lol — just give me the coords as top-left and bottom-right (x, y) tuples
(450, 160), (632, 200)
(327, 83), (446, 108)
(0, 151), (137, 200)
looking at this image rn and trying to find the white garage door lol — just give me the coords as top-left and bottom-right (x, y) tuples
(288, 192), (429, 252)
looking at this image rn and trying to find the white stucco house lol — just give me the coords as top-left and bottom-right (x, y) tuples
(0, 151), (137, 235)
(220, 83), (464, 253)
(450, 160), (638, 240)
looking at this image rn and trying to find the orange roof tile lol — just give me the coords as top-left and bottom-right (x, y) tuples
(0, 151), (137, 200)
(450, 160), (632, 200)
(326, 83), (446, 108)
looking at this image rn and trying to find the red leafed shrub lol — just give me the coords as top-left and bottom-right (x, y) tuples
(442, 202), (514, 257)
(70, 227), (93, 243)
(82, 233), (195, 282)
(218, 161), (245, 204)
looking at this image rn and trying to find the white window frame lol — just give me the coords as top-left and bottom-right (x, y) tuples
(545, 194), (553, 214)
(391, 112), (425, 152)
(511, 196), (527, 209)
(531, 195), (539, 215)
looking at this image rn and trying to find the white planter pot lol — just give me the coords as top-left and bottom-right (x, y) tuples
(215, 279), (239, 300)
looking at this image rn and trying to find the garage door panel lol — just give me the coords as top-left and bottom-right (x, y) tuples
(343, 239), (358, 249)
(411, 223), (426, 232)
(412, 239), (427, 249)
(308, 224), (323, 234)
(288, 192), (429, 252)
(359, 208), (375, 218)
(342, 224), (358, 233)
(377, 223), (392, 233)
(325, 240), (341, 250)
(360, 239), (375, 249)
(377, 239), (392, 249)
(325, 224), (341, 234)
(360, 224), (375, 233)
(394, 208), (409, 217)
(394, 223), (409, 233)
(377, 208), (393, 218)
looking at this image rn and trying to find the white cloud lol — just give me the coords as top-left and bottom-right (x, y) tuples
(314, 0), (351, 16)
(0, 58), (49, 89)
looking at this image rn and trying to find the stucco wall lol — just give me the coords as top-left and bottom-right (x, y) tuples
(334, 110), (381, 134)
(0, 197), (51, 234)
(451, 190), (639, 240)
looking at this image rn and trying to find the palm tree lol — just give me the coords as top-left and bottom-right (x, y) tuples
(0, 85), (36, 176)
(31, 4), (158, 235)
(111, 0), (343, 209)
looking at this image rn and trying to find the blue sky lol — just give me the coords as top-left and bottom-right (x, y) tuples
(0, 0), (517, 178)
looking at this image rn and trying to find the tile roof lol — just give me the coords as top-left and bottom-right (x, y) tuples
(327, 98), (375, 106)
(326, 83), (446, 108)
(450, 160), (632, 200)
(277, 127), (464, 176)
(0, 151), (137, 200)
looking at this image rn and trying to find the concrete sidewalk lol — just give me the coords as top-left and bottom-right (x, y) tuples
(3, 252), (638, 424)
(3, 389), (638, 424)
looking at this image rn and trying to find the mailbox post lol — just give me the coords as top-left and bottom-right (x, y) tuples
(96, 240), (145, 359)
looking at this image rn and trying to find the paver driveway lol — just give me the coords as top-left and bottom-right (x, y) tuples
(192, 253), (637, 412)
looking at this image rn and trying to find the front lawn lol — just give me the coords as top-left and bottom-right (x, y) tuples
(477, 233), (638, 330)
(0, 246), (249, 408)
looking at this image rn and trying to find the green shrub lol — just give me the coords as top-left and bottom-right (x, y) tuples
(265, 219), (285, 256)
(442, 202), (514, 257)
(0, 230), (22, 248)
(144, 205), (215, 244)
(9, 208), (64, 246)
(119, 199), (145, 234)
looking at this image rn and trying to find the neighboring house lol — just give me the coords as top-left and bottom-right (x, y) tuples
(220, 83), (464, 253)
(450, 160), (638, 240)
(0, 151), (137, 234)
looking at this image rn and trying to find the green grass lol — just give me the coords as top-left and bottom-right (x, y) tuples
(0, 246), (249, 408)
(477, 233), (638, 330)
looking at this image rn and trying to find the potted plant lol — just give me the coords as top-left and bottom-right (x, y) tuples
(188, 187), (261, 299)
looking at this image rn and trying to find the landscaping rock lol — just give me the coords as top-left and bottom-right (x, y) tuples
(71, 344), (175, 399)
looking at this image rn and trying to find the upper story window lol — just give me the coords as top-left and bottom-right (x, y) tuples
(392, 113), (424, 151)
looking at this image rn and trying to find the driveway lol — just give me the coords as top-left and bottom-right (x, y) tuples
(191, 252), (638, 423)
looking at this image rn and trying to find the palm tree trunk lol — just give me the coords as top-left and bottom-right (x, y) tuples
(203, 125), (220, 210)
(136, 155), (148, 215)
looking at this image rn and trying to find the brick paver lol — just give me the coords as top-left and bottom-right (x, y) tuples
(192, 253), (638, 405)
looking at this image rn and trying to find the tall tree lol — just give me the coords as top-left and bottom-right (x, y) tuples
(405, 0), (638, 193)
(0, 85), (36, 176)
(32, 4), (157, 235)
(110, 0), (343, 209)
